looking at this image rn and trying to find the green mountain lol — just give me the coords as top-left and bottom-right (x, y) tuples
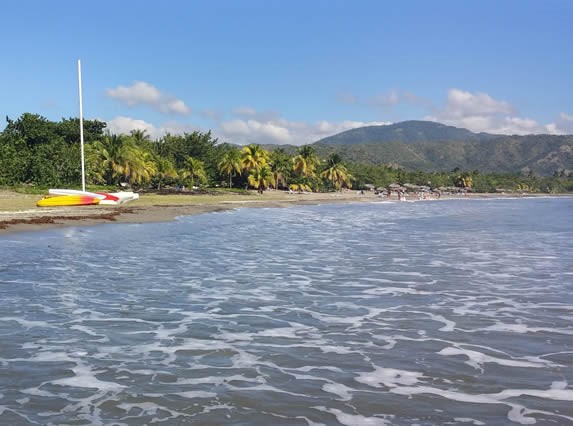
(307, 121), (573, 176)
(315, 120), (498, 145)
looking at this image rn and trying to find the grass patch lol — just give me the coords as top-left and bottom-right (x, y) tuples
(0, 190), (39, 211)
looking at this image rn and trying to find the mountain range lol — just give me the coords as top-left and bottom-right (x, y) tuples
(315, 120), (498, 145)
(301, 121), (572, 176)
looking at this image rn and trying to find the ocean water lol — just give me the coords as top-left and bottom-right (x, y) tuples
(0, 197), (572, 425)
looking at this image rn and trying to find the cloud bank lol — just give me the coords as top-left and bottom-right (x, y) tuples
(218, 110), (391, 145)
(102, 87), (571, 144)
(105, 116), (201, 139)
(106, 81), (190, 115)
(105, 111), (391, 146)
(425, 89), (563, 135)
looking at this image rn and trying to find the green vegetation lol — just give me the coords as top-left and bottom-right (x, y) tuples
(315, 120), (573, 176)
(1, 113), (572, 194)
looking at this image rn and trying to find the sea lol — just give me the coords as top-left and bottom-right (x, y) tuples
(0, 196), (572, 425)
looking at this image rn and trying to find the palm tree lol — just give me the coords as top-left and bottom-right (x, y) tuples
(87, 134), (159, 188)
(152, 156), (177, 190)
(454, 171), (473, 189)
(124, 149), (157, 188)
(248, 165), (274, 194)
(130, 129), (151, 144)
(297, 146), (318, 171)
(269, 148), (292, 189)
(241, 144), (269, 172)
(86, 134), (133, 185)
(292, 154), (310, 177)
(218, 148), (242, 188)
(292, 145), (319, 180)
(321, 153), (352, 190)
(180, 156), (207, 189)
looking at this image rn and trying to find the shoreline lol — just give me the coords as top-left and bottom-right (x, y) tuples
(0, 191), (376, 235)
(0, 190), (570, 235)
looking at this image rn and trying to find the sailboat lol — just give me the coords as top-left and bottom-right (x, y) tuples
(37, 60), (139, 207)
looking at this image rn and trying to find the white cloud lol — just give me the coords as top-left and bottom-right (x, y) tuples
(425, 88), (564, 135)
(102, 91), (571, 146)
(218, 107), (391, 145)
(220, 118), (293, 144)
(106, 81), (190, 115)
(220, 119), (251, 136)
(165, 99), (189, 115)
(105, 116), (201, 139)
(102, 107), (391, 145)
(106, 116), (158, 136)
(442, 89), (513, 118)
(314, 120), (390, 136)
(553, 112), (573, 134)
(495, 117), (545, 134)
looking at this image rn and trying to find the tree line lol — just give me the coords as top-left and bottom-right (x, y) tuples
(1, 113), (572, 194)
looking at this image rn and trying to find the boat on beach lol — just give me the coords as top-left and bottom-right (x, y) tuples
(37, 60), (139, 208)
(37, 194), (100, 207)
(47, 189), (139, 205)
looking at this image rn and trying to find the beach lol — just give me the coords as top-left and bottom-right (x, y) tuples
(0, 189), (386, 234)
(0, 189), (564, 235)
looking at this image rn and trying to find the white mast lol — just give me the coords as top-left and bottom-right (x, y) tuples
(78, 59), (86, 192)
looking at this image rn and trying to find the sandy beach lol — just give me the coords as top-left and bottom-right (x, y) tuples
(0, 189), (565, 235)
(0, 190), (388, 235)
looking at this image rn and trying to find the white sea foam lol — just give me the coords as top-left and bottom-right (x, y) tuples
(313, 407), (392, 426)
(51, 364), (125, 391)
(389, 383), (573, 424)
(484, 322), (573, 335)
(454, 417), (486, 425)
(438, 346), (555, 371)
(356, 366), (424, 388)
(321, 383), (355, 401)
(319, 345), (356, 354)
(143, 391), (217, 399)
(551, 381), (568, 390)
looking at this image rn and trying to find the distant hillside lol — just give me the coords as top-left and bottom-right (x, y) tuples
(257, 121), (573, 176)
(310, 134), (573, 176)
(315, 120), (498, 145)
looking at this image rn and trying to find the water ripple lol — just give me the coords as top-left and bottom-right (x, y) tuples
(1, 197), (572, 425)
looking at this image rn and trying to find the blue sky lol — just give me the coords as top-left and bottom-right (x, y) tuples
(1, 0), (572, 144)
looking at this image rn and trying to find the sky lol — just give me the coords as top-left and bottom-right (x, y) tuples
(1, 0), (572, 145)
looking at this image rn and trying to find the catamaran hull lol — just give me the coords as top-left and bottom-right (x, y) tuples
(48, 189), (139, 205)
(37, 195), (100, 207)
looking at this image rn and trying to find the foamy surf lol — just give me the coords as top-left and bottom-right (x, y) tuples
(0, 197), (572, 424)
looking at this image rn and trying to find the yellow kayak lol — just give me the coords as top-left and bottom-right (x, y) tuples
(37, 195), (100, 207)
